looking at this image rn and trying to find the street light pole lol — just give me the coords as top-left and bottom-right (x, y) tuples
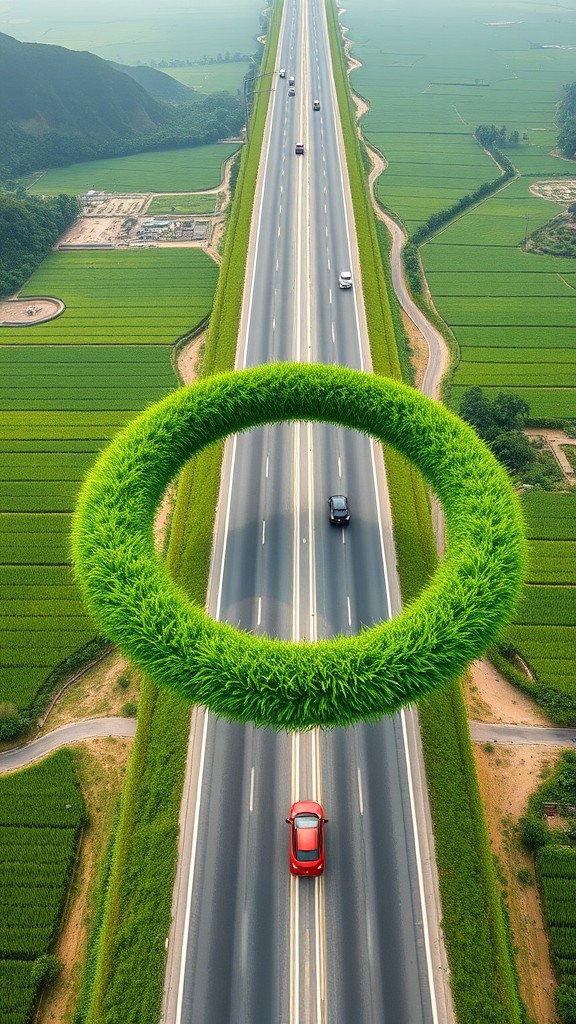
(243, 69), (277, 143)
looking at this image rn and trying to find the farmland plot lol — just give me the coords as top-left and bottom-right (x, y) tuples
(0, 250), (218, 720)
(0, 750), (85, 1024)
(0, 249), (218, 348)
(0, 344), (175, 716)
(29, 144), (238, 196)
(343, 0), (576, 709)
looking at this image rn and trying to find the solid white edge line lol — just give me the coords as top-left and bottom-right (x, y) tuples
(400, 709), (439, 1024)
(174, 709), (209, 1024)
(369, 439), (393, 618)
(215, 434), (238, 621)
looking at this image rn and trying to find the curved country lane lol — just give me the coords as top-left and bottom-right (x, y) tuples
(0, 717), (137, 773)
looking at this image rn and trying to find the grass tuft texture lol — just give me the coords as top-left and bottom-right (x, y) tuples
(72, 362), (526, 730)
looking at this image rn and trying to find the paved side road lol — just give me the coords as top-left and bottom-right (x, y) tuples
(470, 721), (576, 746)
(0, 717), (137, 773)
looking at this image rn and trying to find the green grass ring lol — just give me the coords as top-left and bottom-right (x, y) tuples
(72, 362), (526, 730)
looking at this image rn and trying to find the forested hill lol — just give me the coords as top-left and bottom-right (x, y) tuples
(0, 191), (80, 299)
(0, 32), (242, 180)
(107, 62), (196, 104)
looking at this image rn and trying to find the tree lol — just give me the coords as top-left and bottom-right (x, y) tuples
(490, 431), (534, 472)
(458, 386), (495, 438)
(492, 392), (530, 432)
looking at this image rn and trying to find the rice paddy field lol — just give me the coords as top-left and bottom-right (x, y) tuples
(0, 249), (219, 718)
(344, 0), (576, 715)
(0, 749), (85, 1024)
(147, 193), (219, 216)
(29, 143), (238, 196)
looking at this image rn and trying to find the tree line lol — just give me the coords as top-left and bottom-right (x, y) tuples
(402, 125), (515, 294)
(558, 82), (576, 159)
(0, 94), (243, 184)
(0, 192), (80, 300)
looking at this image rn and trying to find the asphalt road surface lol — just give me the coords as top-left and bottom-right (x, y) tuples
(169, 2), (441, 1022)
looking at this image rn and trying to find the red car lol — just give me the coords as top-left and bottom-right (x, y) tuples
(286, 800), (327, 876)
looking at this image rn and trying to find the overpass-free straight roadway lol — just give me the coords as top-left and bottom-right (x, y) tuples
(169, 1), (443, 1021)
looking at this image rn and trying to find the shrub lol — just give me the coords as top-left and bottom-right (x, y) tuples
(519, 814), (549, 851)
(0, 701), (24, 740)
(557, 984), (576, 1024)
(120, 702), (138, 718)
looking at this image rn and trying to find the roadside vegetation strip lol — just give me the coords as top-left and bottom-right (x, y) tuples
(0, 749), (86, 1024)
(325, 0), (399, 381)
(73, 362), (525, 730)
(72, 10), (283, 1024)
(28, 143), (240, 195)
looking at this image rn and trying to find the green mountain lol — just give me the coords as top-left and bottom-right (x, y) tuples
(0, 32), (242, 179)
(108, 62), (196, 104)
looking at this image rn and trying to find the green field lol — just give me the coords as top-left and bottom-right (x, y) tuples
(0, 249), (221, 719)
(29, 144), (238, 196)
(146, 193), (219, 216)
(166, 63), (250, 96)
(344, 0), (576, 714)
(0, 750), (85, 1024)
(0, 249), (218, 347)
(0, 345), (175, 714)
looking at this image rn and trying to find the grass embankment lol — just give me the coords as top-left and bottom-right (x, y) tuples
(73, 6), (282, 1023)
(327, 1), (525, 1020)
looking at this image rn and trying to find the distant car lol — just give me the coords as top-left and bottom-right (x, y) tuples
(328, 494), (350, 525)
(289, 75), (295, 86)
(295, 142), (304, 155)
(286, 801), (327, 876)
(338, 270), (352, 289)
(288, 86), (296, 97)
(279, 68), (286, 78)
(313, 99), (320, 110)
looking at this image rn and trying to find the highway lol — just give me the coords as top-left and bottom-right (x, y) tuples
(168, 1), (442, 1021)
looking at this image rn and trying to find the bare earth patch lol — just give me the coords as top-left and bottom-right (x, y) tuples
(529, 180), (576, 204)
(43, 652), (140, 732)
(473, 743), (559, 1024)
(525, 427), (576, 485)
(0, 297), (63, 325)
(464, 658), (553, 728)
(37, 738), (132, 1024)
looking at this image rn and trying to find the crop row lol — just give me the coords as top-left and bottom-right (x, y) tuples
(536, 823), (576, 984)
(0, 959), (37, 1024)
(515, 586), (576, 627)
(524, 542), (576, 585)
(0, 750), (84, 1024)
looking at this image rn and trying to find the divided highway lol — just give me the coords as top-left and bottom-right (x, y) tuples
(165, 1), (444, 1021)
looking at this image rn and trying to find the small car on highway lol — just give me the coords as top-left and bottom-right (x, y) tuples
(279, 68), (286, 78)
(295, 142), (304, 155)
(313, 99), (320, 110)
(328, 494), (350, 525)
(289, 75), (295, 86)
(286, 801), (327, 876)
(338, 270), (352, 289)
(288, 86), (296, 96)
